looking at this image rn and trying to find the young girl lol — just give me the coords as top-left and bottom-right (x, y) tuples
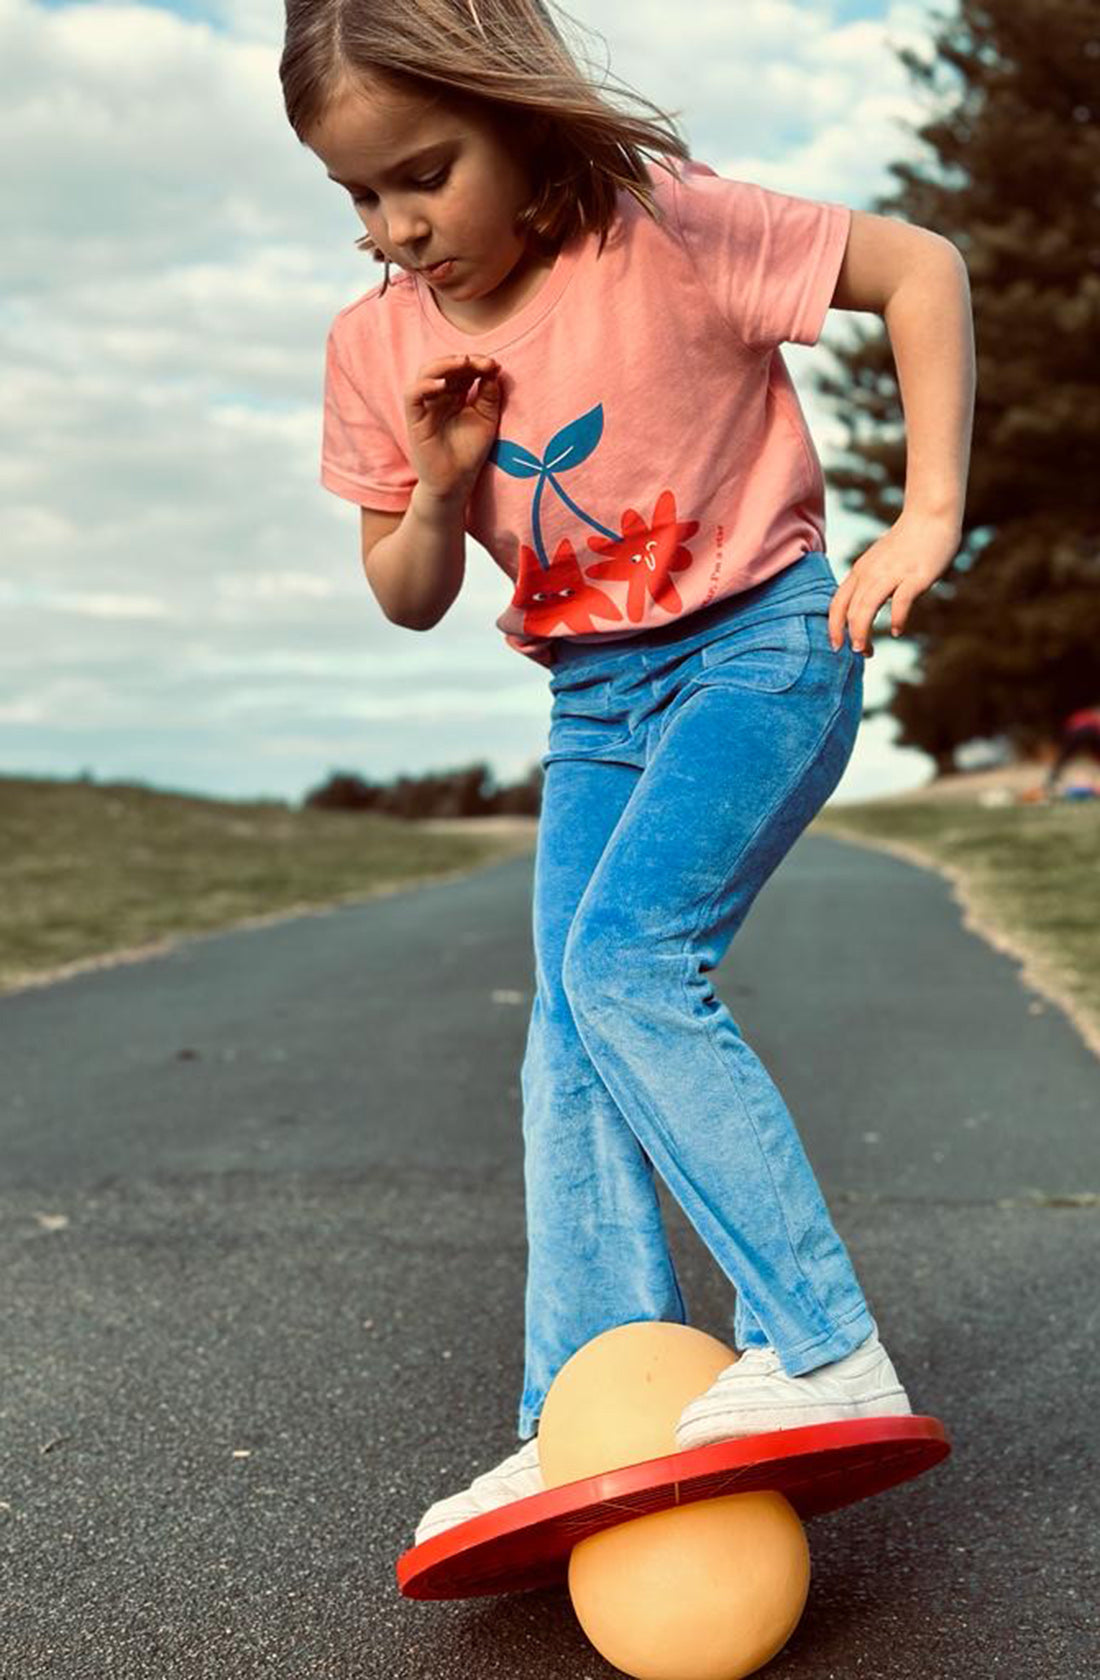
(280, 0), (971, 1548)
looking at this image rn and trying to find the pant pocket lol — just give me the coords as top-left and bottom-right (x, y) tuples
(696, 612), (812, 694)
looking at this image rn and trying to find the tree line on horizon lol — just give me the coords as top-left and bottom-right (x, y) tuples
(302, 761), (543, 818)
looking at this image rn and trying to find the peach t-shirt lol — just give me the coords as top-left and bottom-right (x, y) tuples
(320, 156), (852, 668)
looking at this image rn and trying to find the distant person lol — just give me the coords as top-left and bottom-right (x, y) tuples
(281, 0), (973, 1548)
(1045, 705), (1100, 793)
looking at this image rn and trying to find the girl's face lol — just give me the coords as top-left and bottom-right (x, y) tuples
(306, 75), (553, 322)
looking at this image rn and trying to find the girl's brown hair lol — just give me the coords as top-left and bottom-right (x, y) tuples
(279, 0), (692, 296)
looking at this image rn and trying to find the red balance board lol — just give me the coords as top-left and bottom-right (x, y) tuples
(397, 1414), (950, 1600)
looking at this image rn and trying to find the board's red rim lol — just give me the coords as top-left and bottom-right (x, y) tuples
(396, 1414), (951, 1601)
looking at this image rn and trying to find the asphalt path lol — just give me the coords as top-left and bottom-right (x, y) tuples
(1, 831), (1097, 1678)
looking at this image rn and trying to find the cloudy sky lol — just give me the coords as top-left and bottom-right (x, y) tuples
(2, 0), (959, 805)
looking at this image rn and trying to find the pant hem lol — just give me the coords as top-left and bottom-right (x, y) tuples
(775, 1303), (876, 1375)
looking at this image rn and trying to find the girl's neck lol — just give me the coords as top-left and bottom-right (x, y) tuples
(428, 239), (565, 336)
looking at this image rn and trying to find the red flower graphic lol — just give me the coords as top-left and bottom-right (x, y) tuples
(512, 537), (625, 636)
(585, 490), (700, 622)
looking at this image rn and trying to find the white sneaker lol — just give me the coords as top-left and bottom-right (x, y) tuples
(674, 1328), (912, 1451)
(413, 1436), (545, 1546)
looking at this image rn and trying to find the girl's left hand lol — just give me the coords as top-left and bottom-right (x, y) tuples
(827, 510), (962, 656)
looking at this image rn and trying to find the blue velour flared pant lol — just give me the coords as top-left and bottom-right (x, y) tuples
(516, 549), (876, 1441)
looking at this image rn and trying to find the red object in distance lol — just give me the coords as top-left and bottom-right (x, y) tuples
(396, 1413), (951, 1601)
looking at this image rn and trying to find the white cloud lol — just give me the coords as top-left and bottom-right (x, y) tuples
(1, 0), (944, 799)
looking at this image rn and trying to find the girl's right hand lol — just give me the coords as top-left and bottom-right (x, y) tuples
(403, 354), (503, 504)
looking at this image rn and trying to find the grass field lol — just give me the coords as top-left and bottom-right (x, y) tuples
(0, 775), (535, 992)
(2, 771), (1097, 1062)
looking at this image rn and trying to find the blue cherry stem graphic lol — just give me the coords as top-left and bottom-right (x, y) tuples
(546, 476), (619, 546)
(489, 402), (622, 570)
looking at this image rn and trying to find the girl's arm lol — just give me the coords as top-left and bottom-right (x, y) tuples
(364, 351), (502, 631)
(824, 210), (976, 654)
(364, 482), (468, 630)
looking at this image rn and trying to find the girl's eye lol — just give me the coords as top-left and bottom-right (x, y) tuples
(352, 168), (450, 208)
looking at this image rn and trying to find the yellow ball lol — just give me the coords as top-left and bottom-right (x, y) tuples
(568, 1490), (810, 1680)
(537, 1320), (739, 1487)
(537, 1322), (811, 1680)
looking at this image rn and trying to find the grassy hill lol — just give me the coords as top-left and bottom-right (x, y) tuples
(0, 775), (535, 993)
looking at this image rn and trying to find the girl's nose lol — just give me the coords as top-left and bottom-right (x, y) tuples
(386, 209), (430, 249)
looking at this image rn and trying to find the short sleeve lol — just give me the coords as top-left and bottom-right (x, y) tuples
(320, 320), (415, 511)
(669, 160), (852, 354)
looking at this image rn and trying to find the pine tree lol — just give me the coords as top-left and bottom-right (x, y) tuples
(813, 0), (1100, 772)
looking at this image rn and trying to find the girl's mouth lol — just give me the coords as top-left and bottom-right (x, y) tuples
(421, 258), (456, 282)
